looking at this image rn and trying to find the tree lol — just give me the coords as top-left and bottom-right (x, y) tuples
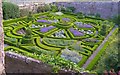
(2, 2), (20, 20)
(111, 15), (120, 27)
(94, 33), (119, 74)
(100, 24), (106, 36)
(26, 12), (34, 22)
(0, 0), (5, 74)
(20, 8), (29, 17)
(21, 27), (33, 44)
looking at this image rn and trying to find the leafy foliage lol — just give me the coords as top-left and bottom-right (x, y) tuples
(50, 4), (58, 12)
(21, 27), (33, 44)
(100, 24), (106, 36)
(110, 15), (120, 27)
(76, 12), (85, 19)
(26, 12), (34, 22)
(3, 11), (117, 73)
(2, 2), (20, 20)
(20, 8), (29, 17)
(93, 33), (119, 73)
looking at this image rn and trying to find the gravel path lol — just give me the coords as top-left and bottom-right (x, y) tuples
(82, 26), (117, 69)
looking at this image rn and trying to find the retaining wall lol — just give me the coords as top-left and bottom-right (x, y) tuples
(54, 2), (119, 19)
(5, 52), (52, 73)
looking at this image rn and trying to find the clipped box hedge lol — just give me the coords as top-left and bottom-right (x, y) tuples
(35, 38), (61, 51)
(6, 31), (22, 39)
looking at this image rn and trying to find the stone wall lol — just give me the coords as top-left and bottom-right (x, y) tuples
(55, 2), (119, 19)
(5, 52), (52, 73)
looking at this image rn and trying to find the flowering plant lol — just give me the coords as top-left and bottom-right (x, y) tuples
(37, 20), (51, 24)
(40, 26), (55, 32)
(75, 22), (93, 28)
(62, 18), (70, 22)
(70, 28), (84, 36)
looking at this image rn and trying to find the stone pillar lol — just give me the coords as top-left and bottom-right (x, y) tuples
(0, 0), (5, 74)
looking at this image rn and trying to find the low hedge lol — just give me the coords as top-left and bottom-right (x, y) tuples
(79, 50), (91, 56)
(54, 23), (73, 29)
(42, 38), (77, 48)
(46, 36), (71, 40)
(20, 38), (34, 45)
(42, 39), (65, 48)
(81, 19), (98, 26)
(85, 40), (109, 70)
(85, 27), (118, 70)
(6, 31), (22, 39)
(81, 41), (101, 51)
(44, 28), (59, 36)
(33, 28), (59, 37)
(81, 45), (93, 51)
(4, 46), (39, 59)
(72, 35), (90, 40)
(33, 30), (44, 37)
(78, 55), (88, 67)
(69, 47), (91, 56)
(63, 29), (70, 38)
(21, 46), (59, 55)
(33, 11), (50, 17)
(3, 11), (50, 26)
(4, 39), (17, 47)
(66, 29), (74, 39)
(12, 26), (24, 36)
(3, 17), (26, 25)
(35, 38), (61, 51)
(76, 27), (96, 31)
(85, 16), (105, 21)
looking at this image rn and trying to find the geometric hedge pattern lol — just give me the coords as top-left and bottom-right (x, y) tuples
(3, 12), (115, 69)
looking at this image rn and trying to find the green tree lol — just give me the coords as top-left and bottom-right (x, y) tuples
(76, 12), (85, 19)
(67, 6), (76, 12)
(93, 33), (119, 73)
(20, 8), (29, 17)
(50, 4), (58, 12)
(26, 12), (34, 22)
(2, 2), (20, 20)
(100, 25), (106, 36)
(37, 4), (50, 13)
(111, 15), (120, 27)
(21, 27), (33, 44)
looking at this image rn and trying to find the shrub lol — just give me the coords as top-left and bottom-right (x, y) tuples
(100, 24), (107, 36)
(110, 14), (120, 27)
(21, 27), (33, 44)
(26, 12), (35, 22)
(76, 12), (85, 19)
(37, 6), (45, 13)
(37, 4), (51, 13)
(95, 13), (101, 18)
(44, 4), (51, 12)
(60, 6), (66, 12)
(2, 2), (20, 20)
(20, 8), (29, 17)
(50, 4), (58, 12)
(66, 6), (76, 12)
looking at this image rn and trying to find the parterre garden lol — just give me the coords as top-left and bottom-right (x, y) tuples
(3, 11), (117, 72)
